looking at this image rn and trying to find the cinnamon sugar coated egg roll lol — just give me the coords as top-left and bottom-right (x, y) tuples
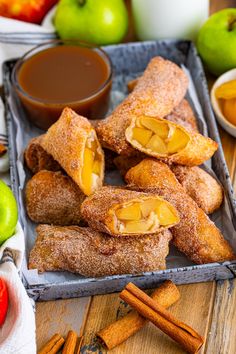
(171, 165), (223, 214)
(29, 225), (172, 276)
(81, 186), (179, 237)
(25, 171), (85, 225)
(24, 135), (60, 174)
(114, 156), (222, 214)
(125, 116), (217, 166)
(41, 107), (104, 196)
(96, 56), (188, 156)
(125, 159), (235, 264)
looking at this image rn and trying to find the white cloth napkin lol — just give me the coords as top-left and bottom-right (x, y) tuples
(0, 16), (56, 354)
(0, 259), (36, 354)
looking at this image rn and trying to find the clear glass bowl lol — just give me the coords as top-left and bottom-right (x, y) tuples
(12, 40), (112, 130)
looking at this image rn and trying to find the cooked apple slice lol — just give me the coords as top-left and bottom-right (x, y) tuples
(124, 219), (151, 233)
(116, 203), (141, 221)
(141, 199), (161, 218)
(140, 116), (169, 138)
(81, 133), (104, 195)
(155, 202), (178, 225)
(93, 160), (101, 175)
(132, 127), (153, 146)
(146, 134), (168, 154)
(81, 147), (94, 195)
(125, 115), (193, 161)
(167, 128), (190, 154)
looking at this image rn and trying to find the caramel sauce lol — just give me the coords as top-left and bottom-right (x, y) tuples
(14, 45), (112, 130)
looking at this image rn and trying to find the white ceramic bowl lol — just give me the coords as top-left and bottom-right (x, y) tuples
(211, 68), (236, 138)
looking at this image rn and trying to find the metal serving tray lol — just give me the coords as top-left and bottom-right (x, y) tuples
(3, 40), (236, 301)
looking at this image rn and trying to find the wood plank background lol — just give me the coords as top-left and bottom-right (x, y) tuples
(36, 0), (236, 353)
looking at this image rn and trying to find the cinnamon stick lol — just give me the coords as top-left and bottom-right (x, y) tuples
(0, 143), (6, 157)
(97, 280), (180, 350)
(62, 330), (78, 354)
(38, 333), (65, 354)
(120, 282), (204, 354)
(76, 336), (84, 354)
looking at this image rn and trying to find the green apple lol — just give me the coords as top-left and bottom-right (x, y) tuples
(197, 9), (236, 76)
(0, 180), (18, 245)
(54, 0), (128, 45)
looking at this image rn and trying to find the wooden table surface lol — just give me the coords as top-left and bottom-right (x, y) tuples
(36, 1), (236, 353)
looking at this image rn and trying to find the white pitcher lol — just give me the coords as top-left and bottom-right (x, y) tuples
(132, 0), (209, 41)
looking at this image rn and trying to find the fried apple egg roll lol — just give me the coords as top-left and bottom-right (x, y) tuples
(81, 186), (179, 237)
(24, 135), (60, 174)
(126, 116), (217, 166)
(25, 171), (85, 225)
(29, 225), (172, 276)
(171, 165), (223, 214)
(125, 159), (235, 264)
(41, 107), (104, 196)
(114, 156), (223, 214)
(96, 56), (188, 156)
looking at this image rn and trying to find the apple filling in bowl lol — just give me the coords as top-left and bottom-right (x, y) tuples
(81, 131), (104, 196)
(126, 116), (190, 156)
(111, 197), (179, 234)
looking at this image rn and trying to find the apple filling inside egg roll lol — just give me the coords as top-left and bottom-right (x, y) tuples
(82, 132), (104, 195)
(81, 187), (179, 236)
(128, 116), (190, 154)
(113, 197), (178, 234)
(126, 116), (218, 166)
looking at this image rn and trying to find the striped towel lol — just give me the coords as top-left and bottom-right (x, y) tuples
(0, 15), (56, 173)
(0, 252), (36, 354)
(0, 15), (56, 354)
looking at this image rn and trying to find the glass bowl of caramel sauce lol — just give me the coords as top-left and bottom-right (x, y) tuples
(12, 40), (112, 130)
